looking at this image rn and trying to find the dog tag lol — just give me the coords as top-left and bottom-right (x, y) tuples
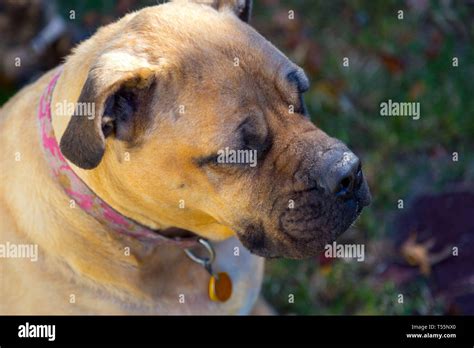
(208, 272), (232, 302)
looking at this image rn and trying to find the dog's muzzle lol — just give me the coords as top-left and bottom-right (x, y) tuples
(237, 143), (371, 259)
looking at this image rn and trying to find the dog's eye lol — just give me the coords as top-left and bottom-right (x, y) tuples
(240, 125), (262, 151)
(239, 118), (272, 160)
(195, 118), (271, 170)
(237, 118), (265, 152)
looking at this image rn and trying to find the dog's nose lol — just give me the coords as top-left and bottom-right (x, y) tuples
(321, 150), (361, 197)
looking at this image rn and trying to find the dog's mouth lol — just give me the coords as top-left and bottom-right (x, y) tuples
(236, 176), (371, 259)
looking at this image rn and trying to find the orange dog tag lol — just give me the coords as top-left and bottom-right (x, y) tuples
(208, 272), (232, 302)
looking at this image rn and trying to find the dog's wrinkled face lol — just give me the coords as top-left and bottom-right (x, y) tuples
(59, 1), (371, 259)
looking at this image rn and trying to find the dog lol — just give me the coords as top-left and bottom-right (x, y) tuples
(0, 0), (371, 314)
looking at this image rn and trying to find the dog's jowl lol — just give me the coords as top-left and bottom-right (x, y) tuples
(0, 0), (370, 314)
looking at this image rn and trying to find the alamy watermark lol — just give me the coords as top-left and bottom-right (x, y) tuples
(18, 322), (55, 341)
(216, 147), (257, 167)
(324, 241), (365, 262)
(55, 100), (95, 120)
(380, 99), (420, 120)
(0, 242), (38, 262)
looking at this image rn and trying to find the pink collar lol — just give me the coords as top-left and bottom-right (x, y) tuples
(38, 68), (199, 248)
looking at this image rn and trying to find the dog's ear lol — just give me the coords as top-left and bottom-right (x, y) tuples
(60, 53), (158, 169)
(181, 0), (253, 22)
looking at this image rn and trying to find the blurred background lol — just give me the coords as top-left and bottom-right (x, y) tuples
(1, 0), (473, 315)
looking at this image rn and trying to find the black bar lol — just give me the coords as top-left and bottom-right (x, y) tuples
(0, 315), (473, 346)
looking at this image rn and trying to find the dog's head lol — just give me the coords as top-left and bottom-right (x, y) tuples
(59, 0), (371, 259)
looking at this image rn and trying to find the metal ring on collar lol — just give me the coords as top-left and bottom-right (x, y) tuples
(184, 238), (215, 267)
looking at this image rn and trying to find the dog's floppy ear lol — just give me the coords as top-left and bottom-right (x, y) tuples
(181, 0), (253, 22)
(60, 52), (158, 169)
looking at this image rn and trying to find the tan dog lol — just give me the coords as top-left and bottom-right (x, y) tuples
(0, 0), (370, 314)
